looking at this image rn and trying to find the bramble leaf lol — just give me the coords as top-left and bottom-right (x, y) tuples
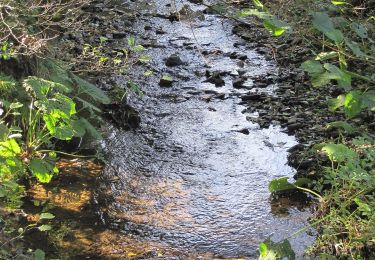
(40, 212), (55, 220)
(312, 12), (344, 43)
(328, 95), (345, 112)
(344, 91), (362, 118)
(326, 121), (354, 134)
(321, 143), (357, 162)
(38, 225), (52, 231)
(29, 158), (58, 183)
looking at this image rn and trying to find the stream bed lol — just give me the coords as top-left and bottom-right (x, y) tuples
(96, 0), (315, 258)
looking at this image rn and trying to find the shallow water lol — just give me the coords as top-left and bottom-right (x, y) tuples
(98, 0), (314, 258)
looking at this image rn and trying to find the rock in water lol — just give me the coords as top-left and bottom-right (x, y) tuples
(165, 54), (184, 67)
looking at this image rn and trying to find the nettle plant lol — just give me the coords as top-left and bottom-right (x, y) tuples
(301, 9), (375, 122)
(0, 64), (110, 207)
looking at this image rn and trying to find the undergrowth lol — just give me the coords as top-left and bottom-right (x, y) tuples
(0, 0), (113, 258)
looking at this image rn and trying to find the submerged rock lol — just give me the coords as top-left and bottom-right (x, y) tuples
(233, 77), (246, 89)
(203, 72), (225, 87)
(165, 54), (184, 67)
(159, 75), (174, 87)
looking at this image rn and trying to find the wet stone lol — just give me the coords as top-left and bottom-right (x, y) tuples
(241, 93), (266, 101)
(156, 29), (167, 34)
(233, 78), (246, 89)
(165, 54), (184, 67)
(236, 128), (250, 135)
(288, 123), (303, 131)
(159, 77), (174, 87)
(188, 0), (203, 3)
(203, 72), (225, 87)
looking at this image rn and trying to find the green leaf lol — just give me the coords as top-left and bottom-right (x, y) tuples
(263, 19), (287, 36)
(71, 74), (110, 104)
(40, 212), (55, 220)
(354, 198), (371, 216)
(345, 39), (366, 58)
(323, 63), (352, 90)
(38, 224), (52, 231)
(361, 90), (375, 111)
(326, 121), (354, 134)
(0, 124), (9, 141)
(320, 143), (357, 162)
(162, 75), (173, 81)
(0, 139), (21, 157)
(301, 60), (324, 76)
(127, 36), (135, 47)
(74, 118), (102, 139)
(0, 157), (24, 174)
(344, 91), (362, 118)
(311, 72), (334, 87)
(259, 243), (268, 257)
(29, 158), (57, 183)
(24, 77), (71, 101)
(34, 249), (45, 260)
(259, 238), (295, 260)
(328, 94), (345, 112)
(312, 12), (344, 43)
(132, 45), (145, 52)
(46, 93), (76, 116)
(315, 51), (338, 61)
(269, 177), (311, 193)
(252, 0), (264, 10)
(325, 29), (344, 43)
(0, 74), (16, 89)
(312, 12), (334, 33)
(9, 102), (23, 109)
(144, 70), (153, 77)
(351, 22), (368, 39)
(43, 110), (75, 140)
(331, 1), (346, 4)
(72, 119), (86, 137)
(74, 97), (102, 114)
(99, 36), (108, 43)
(37, 59), (74, 87)
(138, 55), (150, 63)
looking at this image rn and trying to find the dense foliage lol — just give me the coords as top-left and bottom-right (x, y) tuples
(0, 0), (110, 258)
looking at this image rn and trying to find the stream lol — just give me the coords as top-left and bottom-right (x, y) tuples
(97, 0), (314, 258)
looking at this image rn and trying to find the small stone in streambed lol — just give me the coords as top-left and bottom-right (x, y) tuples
(203, 72), (225, 87)
(288, 122), (303, 131)
(165, 54), (184, 67)
(214, 93), (226, 100)
(188, 0), (203, 3)
(159, 75), (174, 87)
(156, 29), (167, 34)
(233, 78), (246, 89)
(238, 54), (248, 60)
(236, 128), (250, 135)
(241, 93), (266, 101)
(287, 143), (304, 153)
